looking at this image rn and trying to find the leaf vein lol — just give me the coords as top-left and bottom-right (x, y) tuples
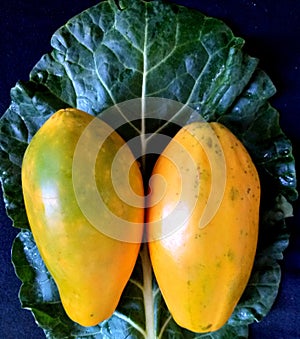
(114, 311), (147, 337)
(158, 315), (172, 339)
(129, 278), (144, 291)
(65, 24), (95, 54)
(146, 19), (180, 75)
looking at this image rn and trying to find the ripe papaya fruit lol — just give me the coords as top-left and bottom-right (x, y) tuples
(21, 108), (144, 326)
(147, 122), (260, 333)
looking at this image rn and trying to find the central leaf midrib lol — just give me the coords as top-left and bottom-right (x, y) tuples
(140, 5), (156, 339)
(140, 244), (155, 339)
(140, 4), (149, 159)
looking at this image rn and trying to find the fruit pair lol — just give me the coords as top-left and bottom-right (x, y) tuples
(22, 108), (260, 331)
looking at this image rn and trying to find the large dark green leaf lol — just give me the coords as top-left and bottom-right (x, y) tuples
(0, 0), (297, 338)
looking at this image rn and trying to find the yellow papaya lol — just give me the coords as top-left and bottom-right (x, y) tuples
(21, 108), (144, 326)
(146, 122), (260, 333)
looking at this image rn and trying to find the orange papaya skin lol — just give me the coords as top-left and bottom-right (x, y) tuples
(147, 122), (260, 333)
(22, 108), (144, 326)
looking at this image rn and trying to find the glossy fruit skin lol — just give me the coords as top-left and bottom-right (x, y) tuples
(147, 122), (260, 333)
(22, 108), (144, 327)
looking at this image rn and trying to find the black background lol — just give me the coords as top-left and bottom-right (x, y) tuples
(0, 1), (299, 338)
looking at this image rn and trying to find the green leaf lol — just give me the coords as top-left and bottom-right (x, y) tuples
(0, 0), (297, 338)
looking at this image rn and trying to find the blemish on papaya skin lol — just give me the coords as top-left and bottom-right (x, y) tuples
(230, 187), (239, 200)
(226, 249), (235, 261)
(206, 137), (213, 148)
(194, 233), (201, 239)
(201, 323), (212, 331)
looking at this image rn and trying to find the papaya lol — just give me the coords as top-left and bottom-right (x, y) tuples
(146, 122), (260, 333)
(21, 108), (144, 326)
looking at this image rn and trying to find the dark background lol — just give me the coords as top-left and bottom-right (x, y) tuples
(0, 1), (299, 338)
